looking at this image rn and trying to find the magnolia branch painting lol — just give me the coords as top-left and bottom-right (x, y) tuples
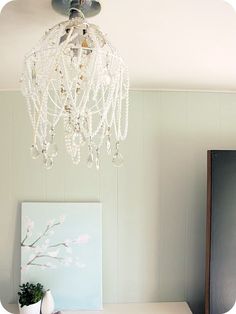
(21, 214), (91, 272)
(21, 202), (102, 310)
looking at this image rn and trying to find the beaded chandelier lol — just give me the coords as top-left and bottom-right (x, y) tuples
(21, 0), (129, 169)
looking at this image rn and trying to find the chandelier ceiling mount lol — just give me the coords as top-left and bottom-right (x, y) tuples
(52, 0), (101, 18)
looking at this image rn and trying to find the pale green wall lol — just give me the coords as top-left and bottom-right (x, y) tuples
(1, 90), (236, 314)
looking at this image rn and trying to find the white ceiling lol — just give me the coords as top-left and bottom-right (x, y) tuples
(2, 0), (236, 91)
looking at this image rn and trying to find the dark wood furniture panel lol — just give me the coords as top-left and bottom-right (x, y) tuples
(206, 151), (236, 314)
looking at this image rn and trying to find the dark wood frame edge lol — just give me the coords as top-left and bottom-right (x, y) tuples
(205, 151), (212, 314)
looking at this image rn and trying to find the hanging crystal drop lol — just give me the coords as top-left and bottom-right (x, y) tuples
(44, 157), (53, 170)
(95, 157), (100, 170)
(106, 127), (112, 155)
(32, 65), (36, 81)
(112, 151), (124, 167)
(106, 137), (111, 155)
(95, 149), (100, 170)
(87, 152), (93, 168)
(47, 142), (58, 157)
(72, 149), (80, 165)
(49, 126), (56, 139)
(30, 145), (40, 159)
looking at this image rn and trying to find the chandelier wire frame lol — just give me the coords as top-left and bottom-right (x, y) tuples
(21, 15), (129, 169)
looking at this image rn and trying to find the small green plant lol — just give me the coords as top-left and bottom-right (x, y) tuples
(18, 282), (44, 307)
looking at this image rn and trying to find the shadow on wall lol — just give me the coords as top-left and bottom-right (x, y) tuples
(0, 277), (11, 305)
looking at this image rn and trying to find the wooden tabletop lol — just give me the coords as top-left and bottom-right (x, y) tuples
(5, 303), (192, 314)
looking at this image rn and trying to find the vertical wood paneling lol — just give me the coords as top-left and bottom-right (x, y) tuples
(100, 158), (118, 303)
(12, 93), (46, 202)
(158, 92), (188, 302)
(0, 92), (13, 303)
(185, 92), (221, 314)
(142, 92), (161, 301)
(11, 92), (46, 302)
(117, 91), (144, 302)
(0, 92), (12, 268)
(1, 90), (236, 314)
(218, 93), (236, 145)
(64, 151), (100, 202)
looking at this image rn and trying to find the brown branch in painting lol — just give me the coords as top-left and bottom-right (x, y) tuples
(21, 228), (30, 246)
(21, 222), (61, 248)
(30, 263), (51, 268)
(26, 254), (38, 265)
(27, 254), (64, 266)
(48, 243), (69, 248)
(29, 222), (61, 247)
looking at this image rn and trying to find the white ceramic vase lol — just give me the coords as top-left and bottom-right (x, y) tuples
(18, 300), (41, 314)
(41, 290), (55, 314)
(0, 300), (13, 314)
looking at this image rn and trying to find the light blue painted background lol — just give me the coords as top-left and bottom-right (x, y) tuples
(21, 202), (102, 310)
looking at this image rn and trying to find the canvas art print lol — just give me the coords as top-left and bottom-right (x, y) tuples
(21, 202), (102, 310)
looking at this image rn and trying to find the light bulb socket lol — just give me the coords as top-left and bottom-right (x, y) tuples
(69, 0), (82, 19)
